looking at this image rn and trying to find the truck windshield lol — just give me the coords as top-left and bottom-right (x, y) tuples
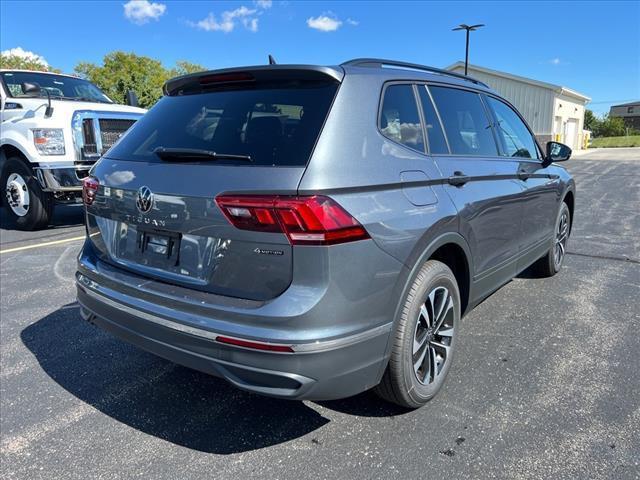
(1, 71), (113, 104)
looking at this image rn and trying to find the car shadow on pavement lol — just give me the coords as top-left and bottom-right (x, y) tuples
(21, 306), (333, 454)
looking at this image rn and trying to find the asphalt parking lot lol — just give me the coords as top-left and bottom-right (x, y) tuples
(1, 149), (639, 480)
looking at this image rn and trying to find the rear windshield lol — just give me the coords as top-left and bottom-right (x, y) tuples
(105, 82), (339, 166)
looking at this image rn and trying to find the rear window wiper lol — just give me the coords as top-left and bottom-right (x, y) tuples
(153, 147), (252, 162)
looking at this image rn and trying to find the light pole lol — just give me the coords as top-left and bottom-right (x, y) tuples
(452, 24), (484, 76)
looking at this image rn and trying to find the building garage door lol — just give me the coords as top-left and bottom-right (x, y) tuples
(565, 118), (579, 149)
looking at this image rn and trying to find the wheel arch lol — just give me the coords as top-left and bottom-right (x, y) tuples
(562, 188), (575, 234)
(0, 143), (33, 175)
(396, 231), (474, 321)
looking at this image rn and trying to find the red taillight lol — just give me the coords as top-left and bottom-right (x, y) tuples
(82, 177), (99, 206)
(215, 195), (370, 246)
(216, 336), (294, 353)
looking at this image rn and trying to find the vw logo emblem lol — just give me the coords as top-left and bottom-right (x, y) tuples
(136, 186), (154, 214)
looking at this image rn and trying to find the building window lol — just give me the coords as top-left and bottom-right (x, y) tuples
(628, 106), (635, 114)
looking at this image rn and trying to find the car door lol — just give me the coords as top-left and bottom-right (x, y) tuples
(423, 84), (525, 299)
(484, 95), (560, 270)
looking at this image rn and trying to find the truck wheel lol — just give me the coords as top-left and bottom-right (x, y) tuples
(375, 260), (460, 408)
(2, 157), (53, 230)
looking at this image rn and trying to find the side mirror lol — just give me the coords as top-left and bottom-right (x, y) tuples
(21, 82), (53, 118)
(125, 90), (139, 107)
(21, 82), (41, 95)
(545, 141), (572, 164)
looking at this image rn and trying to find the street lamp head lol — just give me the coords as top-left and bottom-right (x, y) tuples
(452, 23), (485, 31)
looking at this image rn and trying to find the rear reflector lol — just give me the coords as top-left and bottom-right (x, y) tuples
(82, 176), (99, 206)
(215, 195), (370, 246)
(216, 336), (294, 353)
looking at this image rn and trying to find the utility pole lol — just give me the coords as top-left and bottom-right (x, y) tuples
(452, 24), (485, 75)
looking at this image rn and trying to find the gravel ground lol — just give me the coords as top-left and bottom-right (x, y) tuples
(1, 150), (639, 479)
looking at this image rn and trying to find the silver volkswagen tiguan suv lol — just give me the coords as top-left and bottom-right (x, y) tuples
(77, 59), (575, 408)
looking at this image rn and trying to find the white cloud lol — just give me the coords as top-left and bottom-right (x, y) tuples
(346, 18), (359, 26)
(307, 13), (342, 32)
(123, 0), (166, 25)
(0, 47), (49, 66)
(190, 6), (260, 33)
(255, 0), (272, 8)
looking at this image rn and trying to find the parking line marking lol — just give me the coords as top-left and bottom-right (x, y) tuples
(0, 235), (87, 254)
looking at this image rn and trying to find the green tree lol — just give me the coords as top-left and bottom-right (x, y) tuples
(74, 52), (206, 108)
(169, 60), (207, 78)
(597, 115), (627, 137)
(0, 53), (60, 73)
(583, 109), (599, 132)
(75, 51), (167, 108)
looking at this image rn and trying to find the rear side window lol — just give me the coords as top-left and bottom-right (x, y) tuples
(417, 86), (449, 154)
(429, 86), (498, 157)
(487, 96), (538, 159)
(379, 84), (424, 153)
(106, 82), (339, 166)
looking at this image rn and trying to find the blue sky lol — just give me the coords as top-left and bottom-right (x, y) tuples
(1, 0), (638, 115)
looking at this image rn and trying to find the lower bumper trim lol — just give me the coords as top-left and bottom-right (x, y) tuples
(77, 273), (392, 354)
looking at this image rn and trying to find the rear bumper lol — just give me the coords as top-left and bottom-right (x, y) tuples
(77, 278), (392, 400)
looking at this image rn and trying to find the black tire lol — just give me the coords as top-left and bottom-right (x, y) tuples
(375, 260), (461, 408)
(531, 202), (571, 278)
(1, 157), (53, 230)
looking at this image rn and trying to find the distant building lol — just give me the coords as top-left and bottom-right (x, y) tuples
(609, 101), (640, 130)
(447, 62), (591, 150)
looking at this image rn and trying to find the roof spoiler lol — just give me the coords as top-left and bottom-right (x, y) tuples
(163, 65), (344, 96)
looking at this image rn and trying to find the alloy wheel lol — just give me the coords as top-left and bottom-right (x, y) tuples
(554, 209), (569, 268)
(412, 286), (455, 385)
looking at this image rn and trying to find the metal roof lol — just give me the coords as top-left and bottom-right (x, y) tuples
(446, 62), (591, 103)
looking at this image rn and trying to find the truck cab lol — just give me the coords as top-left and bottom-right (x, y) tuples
(0, 69), (146, 230)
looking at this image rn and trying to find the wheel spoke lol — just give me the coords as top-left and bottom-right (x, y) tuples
(434, 296), (453, 332)
(413, 343), (429, 379)
(419, 304), (431, 328)
(437, 326), (454, 338)
(430, 339), (451, 354)
(413, 328), (428, 354)
(429, 346), (438, 381)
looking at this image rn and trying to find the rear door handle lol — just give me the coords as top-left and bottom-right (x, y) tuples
(448, 171), (470, 186)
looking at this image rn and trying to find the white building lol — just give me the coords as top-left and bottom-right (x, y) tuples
(447, 62), (591, 150)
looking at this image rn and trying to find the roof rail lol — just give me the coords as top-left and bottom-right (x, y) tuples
(341, 58), (489, 87)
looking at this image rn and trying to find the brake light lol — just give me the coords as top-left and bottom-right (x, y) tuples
(82, 176), (99, 206)
(199, 72), (254, 85)
(216, 336), (294, 353)
(215, 195), (370, 246)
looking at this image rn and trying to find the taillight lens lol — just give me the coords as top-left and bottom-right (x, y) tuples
(215, 195), (370, 246)
(82, 177), (99, 206)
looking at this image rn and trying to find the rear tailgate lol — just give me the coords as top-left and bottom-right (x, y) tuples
(84, 67), (341, 301)
(86, 162), (303, 300)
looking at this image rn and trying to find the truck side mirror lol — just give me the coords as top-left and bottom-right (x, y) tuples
(125, 90), (139, 108)
(22, 82), (41, 95)
(21, 82), (53, 118)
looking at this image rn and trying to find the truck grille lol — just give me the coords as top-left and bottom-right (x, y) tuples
(78, 117), (137, 159)
(98, 119), (136, 151)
